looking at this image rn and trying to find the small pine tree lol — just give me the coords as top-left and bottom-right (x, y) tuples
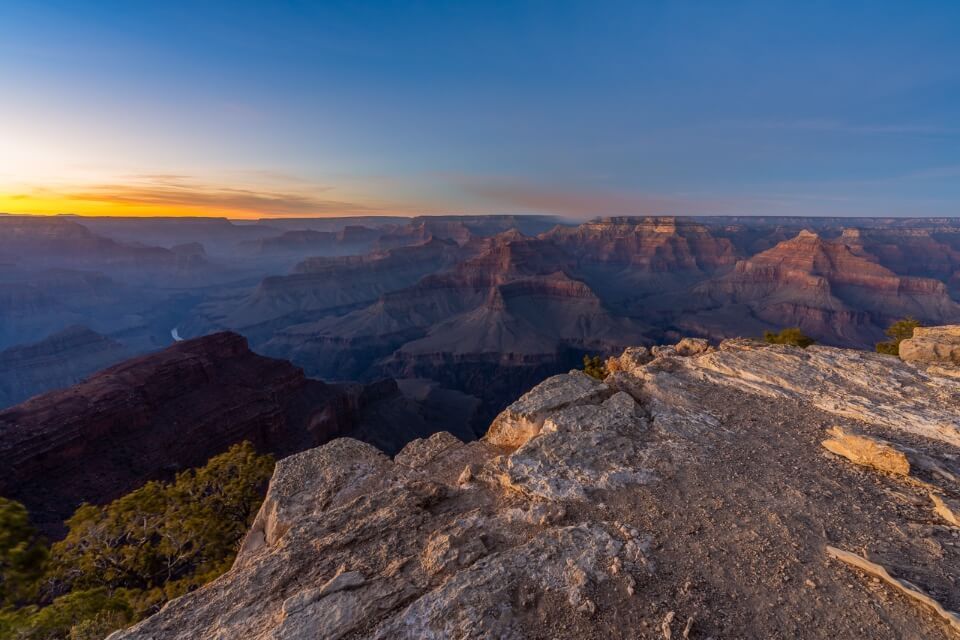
(763, 327), (815, 348)
(582, 355), (608, 380)
(875, 317), (921, 356)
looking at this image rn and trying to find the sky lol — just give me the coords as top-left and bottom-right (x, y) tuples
(1, 1), (959, 219)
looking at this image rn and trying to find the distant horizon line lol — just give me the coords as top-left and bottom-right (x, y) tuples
(4, 211), (960, 223)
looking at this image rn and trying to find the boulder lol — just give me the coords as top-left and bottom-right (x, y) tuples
(899, 325), (960, 366)
(606, 346), (653, 376)
(821, 427), (911, 476)
(674, 337), (711, 357)
(484, 371), (611, 448)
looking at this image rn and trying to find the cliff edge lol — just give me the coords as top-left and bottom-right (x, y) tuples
(113, 331), (960, 639)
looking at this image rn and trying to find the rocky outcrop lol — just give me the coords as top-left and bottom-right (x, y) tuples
(0, 325), (130, 408)
(239, 226), (379, 257)
(544, 217), (738, 272)
(116, 333), (960, 639)
(263, 232), (647, 426)
(0, 332), (473, 536)
(190, 238), (463, 335)
(378, 215), (560, 249)
(931, 493), (960, 527)
(179, 219), (960, 427)
(693, 230), (960, 345)
(899, 325), (960, 366)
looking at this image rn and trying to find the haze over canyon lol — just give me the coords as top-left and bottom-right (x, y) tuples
(3, 212), (960, 422)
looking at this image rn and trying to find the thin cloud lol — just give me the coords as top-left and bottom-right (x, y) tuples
(61, 176), (400, 216)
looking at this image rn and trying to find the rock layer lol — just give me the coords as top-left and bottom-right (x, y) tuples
(694, 230), (960, 345)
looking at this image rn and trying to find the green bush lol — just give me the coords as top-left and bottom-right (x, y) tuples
(4, 588), (132, 640)
(582, 355), (608, 380)
(0, 498), (48, 608)
(763, 327), (815, 348)
(0, 441), (274, 639)
(875, 317), (921, 356)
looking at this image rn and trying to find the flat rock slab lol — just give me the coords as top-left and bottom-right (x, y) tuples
(821, 427), (911, 476)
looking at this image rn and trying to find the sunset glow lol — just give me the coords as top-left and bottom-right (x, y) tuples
(2, 1), (959, 218)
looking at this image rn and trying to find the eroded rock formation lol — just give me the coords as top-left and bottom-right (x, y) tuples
(115, 333), (960, 639)
(0, 332), (476, 536)
(0, 325), (130, 408)
(694, 230), (960, 345)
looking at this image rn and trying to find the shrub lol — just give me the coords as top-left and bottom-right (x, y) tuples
(875, 317), (921, 356)
(7, 588), (133, 640)
(582, 355), (608, 380)
(1, 441), (274, 639)
(763, 327), (815, 348)
(0, 497), (48, 608)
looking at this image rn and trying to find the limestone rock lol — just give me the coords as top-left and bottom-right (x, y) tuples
(485, 370), (611, 448)
(826, 546), (960, 633)
(318, 568), (366, 597)
(674, 337), (710, 357)
(651, 344), (677, 359)
(900, 325), (960, 366)
(494, 392), (652, 501)
(606, 346), (653, 376)
(931, 493), (960, 527)
(685, 338), (960, 447)
(394, 431), (464, 468)
(821, 427), (911, 476)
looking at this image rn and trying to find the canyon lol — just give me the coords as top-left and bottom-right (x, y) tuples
(3, 213), (960, 638)
(4, 213), (960, 430)
(0, 332), (476, 536)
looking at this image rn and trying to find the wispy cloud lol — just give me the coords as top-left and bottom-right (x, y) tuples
(58, 175), (401, 216)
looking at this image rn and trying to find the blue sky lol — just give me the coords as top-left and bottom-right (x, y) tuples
(1, 1), (959, 218)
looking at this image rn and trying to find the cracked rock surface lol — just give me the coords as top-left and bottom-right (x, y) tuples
(113, 335), (960, 640)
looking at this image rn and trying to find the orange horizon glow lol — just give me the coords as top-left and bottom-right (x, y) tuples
(0, 195), (268, 219)
(0, 180), (444, 220)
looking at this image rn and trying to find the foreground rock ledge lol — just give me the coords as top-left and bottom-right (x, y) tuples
(113, 337), (960, 640)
